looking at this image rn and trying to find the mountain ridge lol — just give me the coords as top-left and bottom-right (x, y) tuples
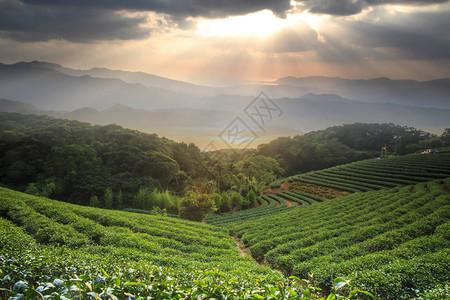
(3, 61), (449, 109)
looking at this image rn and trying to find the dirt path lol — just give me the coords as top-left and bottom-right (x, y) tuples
(232, 233), (252, 258)
(280, 181), (292, 191)
(284, 199), (293, 207)
(262, 181), (291, 195)
(263, 187), (281, 195)
(231, 233), (291, 273)
(263, 179), (349, 200)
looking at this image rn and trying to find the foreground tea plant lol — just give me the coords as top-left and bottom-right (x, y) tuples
(0, 187), (375, 299)
(1, 272), (375, 299)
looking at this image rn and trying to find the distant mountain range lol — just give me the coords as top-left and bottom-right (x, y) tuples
(1, 95), (448, 149)
(1, 61), (449, 110)
(273, 76), (450, 109)
(0, 61), (449, 147)
(0, 61), (195, 111)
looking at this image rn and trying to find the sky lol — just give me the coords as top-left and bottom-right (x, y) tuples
(0, 0), (449, 85)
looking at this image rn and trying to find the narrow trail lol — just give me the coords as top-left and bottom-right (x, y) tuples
(231, 233), (271, 268)
(232, 233), (252, 258)
(263, 179), (350, 199)
(281, 181), (293, 191)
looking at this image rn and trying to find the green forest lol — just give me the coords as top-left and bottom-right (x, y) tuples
(1, 113), (449, 221)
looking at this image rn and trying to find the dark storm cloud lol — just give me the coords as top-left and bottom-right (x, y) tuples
(256, 5), (450, 62)
(22, 0), (293, 18)
(305, 0), (366, 16)
(329, 8), (450, 60)
(301, 0), (449, 16)
(0, 0), (448, 45)
(0, 0), (151, 42)
(0, 0), (292, 42)
(307, 7), (450, 62)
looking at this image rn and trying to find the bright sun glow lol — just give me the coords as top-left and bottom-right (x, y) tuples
(196, 10), (327, 37)
(196, 10), (284, 37)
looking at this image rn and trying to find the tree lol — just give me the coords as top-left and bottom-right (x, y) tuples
(211, 193), (222, 212)
(25, 183), (40, 196)
(441, 128), (450, 145)
(236, 155), (283, 184)
(170, 170), (190, 193)
(103, 188), (113, 209)
(220, 192), (232, 213)
(231, 192), (243, 210)
(116, 190), (123, 209)
(90, 195), (100, 207)
(179, 191), (215, 221)
(248, 189), (257, 208)
(133, 188), (150, 209)
(25, 181), (55, 198)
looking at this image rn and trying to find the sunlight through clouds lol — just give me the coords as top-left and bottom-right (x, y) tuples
(196, 10), (285, 37)
(0, 0), (448, 83)
(195, 9), (328, 38)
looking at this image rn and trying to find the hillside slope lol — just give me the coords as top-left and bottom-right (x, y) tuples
(234, 179), (450, 299)
(209, 154), (450, 226)
(0, 187), (287, 298)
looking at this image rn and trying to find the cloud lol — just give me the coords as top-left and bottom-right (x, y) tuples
(0, 0), (294, 42)
(1, 0), (448, 43)
(300, 0), (449, 16)
(0, 0), (152, 42)
(22, 0), (293, 19)
(305, 0), (366, 16)
(319, 7), (450, 60)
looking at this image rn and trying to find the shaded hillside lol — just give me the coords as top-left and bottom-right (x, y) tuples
(0, 113), (204, 205)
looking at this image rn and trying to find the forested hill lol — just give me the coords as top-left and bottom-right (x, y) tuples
(257, 123), (450, 175)
(1, 113), (449, 217)
(0, 112), (204, 206)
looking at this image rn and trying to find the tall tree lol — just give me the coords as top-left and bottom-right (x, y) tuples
(103, 188), (113, 209)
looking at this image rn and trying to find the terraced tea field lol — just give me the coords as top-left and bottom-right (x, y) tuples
(207, 195), (298, 226)
(209, 154), (450, 226)
(0, 187), (288, 299)
(278, 154), (450, 193)
(235, 179), (450, 299)
(207, 155), (450, 298)
(2, 154), (450, 299)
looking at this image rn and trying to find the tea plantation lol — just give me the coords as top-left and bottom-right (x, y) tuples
(209, 154), (450, 226)
(1, 154), (450, 299)
(273, 155), (450, 193)
(0, 187), (306, 299)
(234, 179), (450, 299)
